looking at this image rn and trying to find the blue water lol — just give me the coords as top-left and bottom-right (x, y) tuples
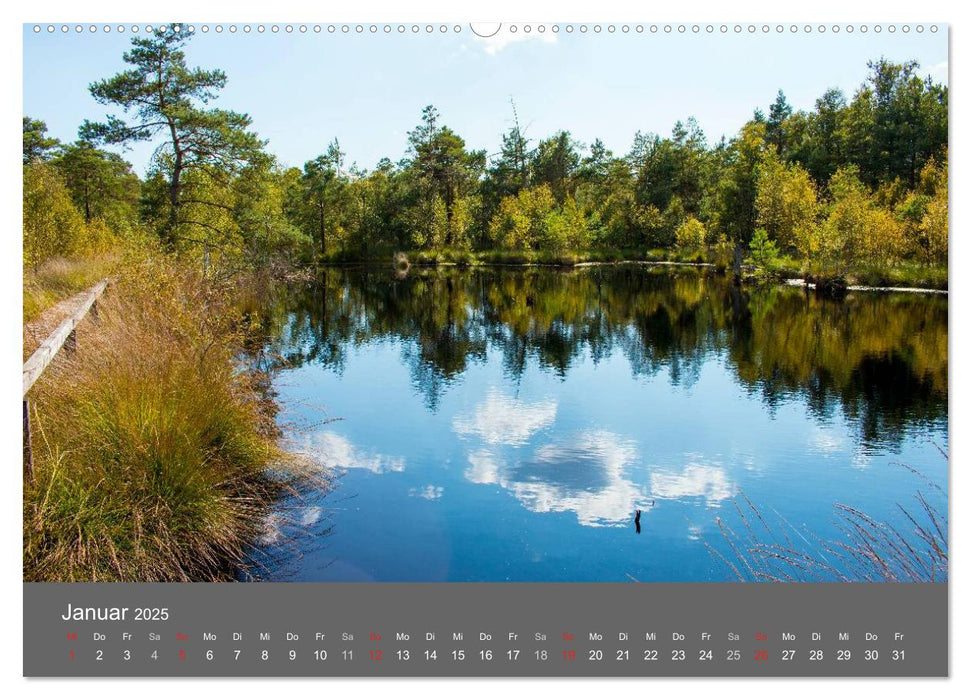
(251, 267), (948, 582)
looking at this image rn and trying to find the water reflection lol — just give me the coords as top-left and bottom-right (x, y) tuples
(250, 266), (947, 582)
(256, 266), (947, 450)
(306, 431), (405, 474)
(464, 431), (652, 527)
(453, 389), (557, 445)
(650, 462), (735, 506)
(408, 485), (444, 500)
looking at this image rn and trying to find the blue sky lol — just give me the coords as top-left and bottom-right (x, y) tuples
(23, 24), (948, 176)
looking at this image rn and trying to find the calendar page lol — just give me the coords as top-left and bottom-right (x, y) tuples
(20, 18), (949, 679)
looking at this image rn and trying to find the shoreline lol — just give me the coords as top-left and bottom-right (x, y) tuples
(783, 278), (948, 295)
(312, 257), (948, 295)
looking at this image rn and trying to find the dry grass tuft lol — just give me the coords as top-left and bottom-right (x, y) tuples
(23, 255), (323, 581)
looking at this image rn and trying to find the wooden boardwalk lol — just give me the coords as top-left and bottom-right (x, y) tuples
(22, 279), (109, 481)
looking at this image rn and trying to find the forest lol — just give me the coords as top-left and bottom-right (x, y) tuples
(25, 28), (948, 297)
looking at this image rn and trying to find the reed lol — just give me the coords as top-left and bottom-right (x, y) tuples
(707, 462), (948, 583)
(23, 254), (319, 581)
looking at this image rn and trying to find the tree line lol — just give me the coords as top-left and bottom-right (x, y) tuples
(24, 27), (948, 276)
(256, 266), (947, 443)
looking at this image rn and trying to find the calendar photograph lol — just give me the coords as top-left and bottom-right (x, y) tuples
(22, 22), (948, 586)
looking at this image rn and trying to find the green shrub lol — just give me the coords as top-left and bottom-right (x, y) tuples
(749, 228), (780, 268)
(675, 217), (707, 252)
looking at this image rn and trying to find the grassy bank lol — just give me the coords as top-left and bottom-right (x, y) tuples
(321, 247), (947, 291)
(23, 256), (311, 582)
(411, 247), (711, 267)
(324, 247), (711, 268)
(23, 254), (119, 323)
(759, 256), (948, 291)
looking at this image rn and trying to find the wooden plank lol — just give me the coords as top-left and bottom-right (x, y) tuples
(22, 279), (109, 396)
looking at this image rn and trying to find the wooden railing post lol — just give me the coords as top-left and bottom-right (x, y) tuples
(23, 399), (33, 484)
(23, 278), (108, 396)
(22, 278), (109, 480)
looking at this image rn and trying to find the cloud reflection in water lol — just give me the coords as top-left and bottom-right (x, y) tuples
(650, 462), (734, 506)
(306, 431), (406, 474)
(465, 430), (653, 527)
(452, 389), (557, 446)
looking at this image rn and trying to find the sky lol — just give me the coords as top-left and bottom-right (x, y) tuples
(22, 23), (948, 176)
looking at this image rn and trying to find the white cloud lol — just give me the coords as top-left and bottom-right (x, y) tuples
(532, 431), (639, 473)
(465, 448), (504, 484)
(851, 451), (872, 470)
(650, 463), (734, 506)
(472, 26), (557, 55)
(300, 507), (323, 526)
(257, 506), (326, 546)
(409, 485), (444, 500)
(465, 430), (652, 527)
(306, 430), (405, 474)
(928, 61), (948, 83)
(452, 389), (557, 446)
(808, 425), (847, 457)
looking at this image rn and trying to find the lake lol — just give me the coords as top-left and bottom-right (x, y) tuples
(248, 265), (948, 583)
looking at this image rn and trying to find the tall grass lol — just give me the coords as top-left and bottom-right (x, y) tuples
(707, 463), (947, 583)
(23, 254), (118, 324)
(23, 255), (316, 581)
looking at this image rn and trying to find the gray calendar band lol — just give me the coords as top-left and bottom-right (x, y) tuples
(23, 582), (947, 677)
